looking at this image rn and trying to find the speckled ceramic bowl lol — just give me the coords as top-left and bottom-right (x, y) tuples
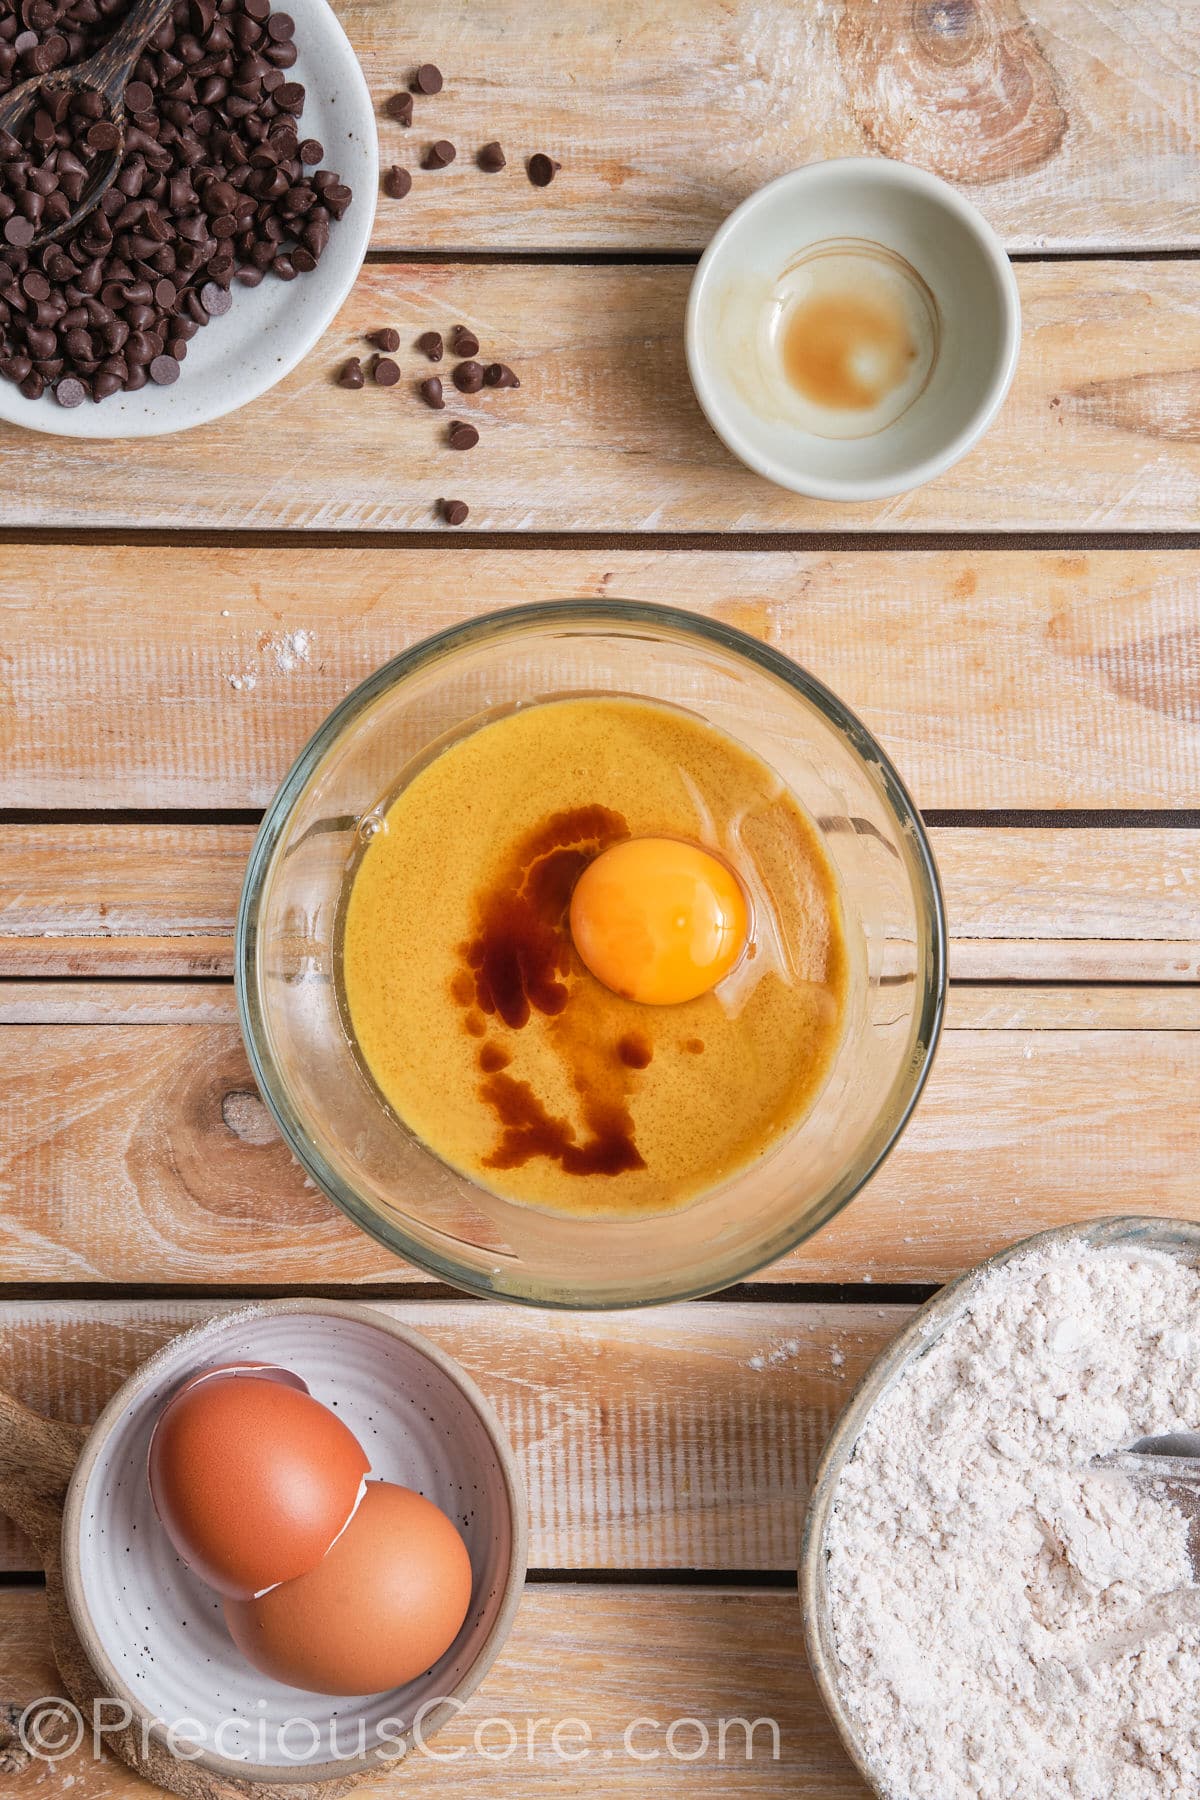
(799, 1216), (1200, 1797)
(61, 1301), (527, 1784)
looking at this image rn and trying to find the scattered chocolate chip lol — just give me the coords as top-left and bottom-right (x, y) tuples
(423, 139), (456, 170)
(417, 330), (443, 361)
(477, 141), (506, 172)
(149, 353), (180, 386)
(484, 362), (520, 388)
(441, 498), (469, 525)
(385, 91), (413, 126)
(299, 140), (324, 165)
(373, 355), (400, 386)
(419, 374), (444, 408)
(338, 357), (365, 388)
(448, 419), (479, 450)
(450, 325), (479, 357)
(453, 358), (484, 394)
(124, 81), (153, 114)
(3, 216), (33, 247)
(382, 165), (412, 199)
(369, 327), (401, 352)
(527, 153), (560, 187)
(412, 63), (443, 95)
(54, 375), (85, 407)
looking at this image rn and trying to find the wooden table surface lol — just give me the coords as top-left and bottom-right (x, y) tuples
(1, 3), (1198, 1793)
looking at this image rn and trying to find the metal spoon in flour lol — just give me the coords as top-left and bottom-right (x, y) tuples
(1078, 1433), (1200, 1664)
(1092, 1432), (1200, 1488)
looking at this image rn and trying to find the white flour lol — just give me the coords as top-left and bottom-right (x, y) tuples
(825, 1241), (1200, 1799)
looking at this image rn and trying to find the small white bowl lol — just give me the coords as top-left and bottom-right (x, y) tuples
(62, 1302), (527, 1784)
(0, 0), (377, 440)
(686, 158), (1020, 502)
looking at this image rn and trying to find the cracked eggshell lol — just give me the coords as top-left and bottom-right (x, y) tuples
(148, 1362), (370, 1599)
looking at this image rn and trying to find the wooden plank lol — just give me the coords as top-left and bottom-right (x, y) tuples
(2, 547), (1199, 810)
(0, 1002), (1196, 1286)
(935, 828), (1200, 984)
(0, 1583), (867, 1796)
(345, 1), (1197, 254)
(947, 986), (1200, 1031)
(0, 983), (238, 1024)
(0, 264), (1196, 531)
(0, 823), (249, 978)
(4, 980), (1199, 1032)
(0, 1299), (895, 1574)
(5, 821), (1199, 984)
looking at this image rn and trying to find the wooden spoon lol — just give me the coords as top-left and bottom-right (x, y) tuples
(0, 0), (176, 249)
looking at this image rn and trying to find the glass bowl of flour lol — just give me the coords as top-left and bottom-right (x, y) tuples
(801, 1217), (1200, 1800)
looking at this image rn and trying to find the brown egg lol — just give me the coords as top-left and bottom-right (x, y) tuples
(148, 1364), (369, 1598)
(223, 1481), (474, 1695)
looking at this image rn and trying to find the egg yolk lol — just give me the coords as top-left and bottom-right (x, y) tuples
(568, 837), (750, 1006)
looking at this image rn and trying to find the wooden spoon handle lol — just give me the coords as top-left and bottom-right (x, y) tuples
(0, 1386), (86, 1488)
(88, 0), (178, 107)
(0, 1387), (85, 1553)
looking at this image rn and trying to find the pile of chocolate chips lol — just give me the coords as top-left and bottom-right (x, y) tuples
(0, 0), (352, 404)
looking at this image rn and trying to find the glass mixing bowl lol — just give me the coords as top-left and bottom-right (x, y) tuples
(237, 601), (945, 1308)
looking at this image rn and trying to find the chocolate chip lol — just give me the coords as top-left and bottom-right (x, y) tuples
(417, 330), (443, 361)
(150, 353), (180, 385)
(423, 139), (456, 170)
(419, 374), (444, 408)
(3, 215), (33, 246)
(412, 63), (442, 94)
(382, 165), (411, 199)
(448, 419), (478, 450)
(385, 91), (413, 126)
(200, 282), (233, 318)
(54, 375), (85, 406)
(373, 355), (399, 386)
(299, 139), (323, 165)
(369, 326), (400, 351)
(441, 498), (469, 525)
(338, 357), (364, 388)
(484, 362), (520, 388)
(125, 81), (154, 114)
(528, 153), (560, 187)
(452, 358), (484, 394)
(85, 120), (121, 153)
(477, 141), (506, 172)
(450, 324), (479, 357)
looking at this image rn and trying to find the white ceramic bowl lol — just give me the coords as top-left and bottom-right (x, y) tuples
(686, 158), (1020, 501)
(62, 1302), (528, 1784)
(0, 0), (377, 440)
(800, 1216), (1200, 1797)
